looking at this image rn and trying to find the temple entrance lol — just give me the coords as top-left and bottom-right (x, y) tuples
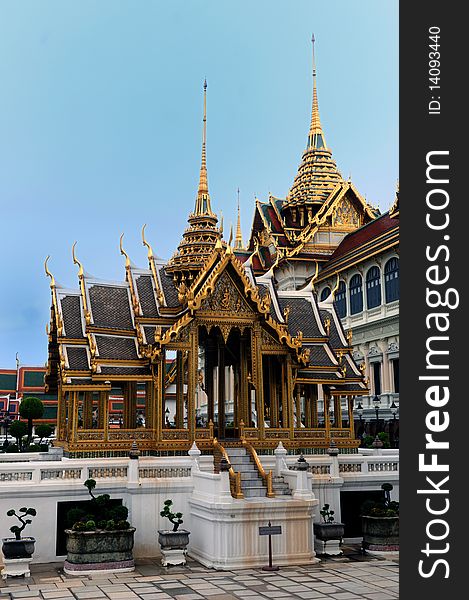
(197, 326), (252, 441)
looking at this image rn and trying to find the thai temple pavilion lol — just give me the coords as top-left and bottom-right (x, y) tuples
(44, 42), (371, 458)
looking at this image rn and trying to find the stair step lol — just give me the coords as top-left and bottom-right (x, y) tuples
(225, 448), (247, 457)
(243, 487), (267, 498)
(241, 479), (265, 488)
(227, 456), (252, 465)
(240, 471), (261, 480)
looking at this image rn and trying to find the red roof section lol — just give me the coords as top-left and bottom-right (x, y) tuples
(328, 213), (398, 262)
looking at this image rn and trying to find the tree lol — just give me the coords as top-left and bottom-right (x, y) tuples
(35, 423), (53, 445)
(9, 420), (27, 450)
(19, 397), (44, 444)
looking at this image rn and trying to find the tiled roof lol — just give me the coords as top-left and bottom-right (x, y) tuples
(319, 309), (343, 349)
(66, 347), (89, 371)
(327, 212), (397, 264)
(306, 344), (335, 367)
(95, 335), (139, 360)
(278, 297), (322, 338)
(89, 285), (133, 330)
(297, 370), (339, 381)
(61, 296), (84, 338)
(159, 268), (180, 307)
(100, 366), (151, 376)
(136, 276), (158, 317)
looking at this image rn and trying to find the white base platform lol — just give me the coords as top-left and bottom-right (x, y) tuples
(161, 548), (187, 567)
(189, 494), (319, 570)
(1, 557), (33, 579)
(314, 539), (343, 556)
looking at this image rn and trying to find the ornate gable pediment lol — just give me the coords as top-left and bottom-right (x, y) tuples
(332, 197), (361, 228)
(199, 270), (254, 316)
(261, 327), (285, 351)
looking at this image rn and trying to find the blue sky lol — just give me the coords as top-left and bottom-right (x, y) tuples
(0, 0), (398, 368)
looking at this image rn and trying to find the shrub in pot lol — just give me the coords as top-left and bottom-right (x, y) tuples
(64, 479), (135, 575)
(361, 483), (399, 551)
(313, 504), (344, 555)
(2, 507), (37, 560)
(158, 499), (190, 566)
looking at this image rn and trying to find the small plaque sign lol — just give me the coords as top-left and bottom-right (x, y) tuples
(259, 525), (282, 536)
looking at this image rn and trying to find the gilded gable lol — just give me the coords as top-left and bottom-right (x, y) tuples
(199, 270), (253, 315)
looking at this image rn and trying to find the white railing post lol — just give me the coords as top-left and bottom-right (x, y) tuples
(274, 441), (288, 477)
(188, 441), (201, 472)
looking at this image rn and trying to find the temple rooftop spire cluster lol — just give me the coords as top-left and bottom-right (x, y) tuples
(284, 34), (343, 214)
(166, 79), (221, 286)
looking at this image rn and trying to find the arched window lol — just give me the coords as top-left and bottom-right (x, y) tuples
(320, 287), (331, 301)
(349, 274), (363, 315)
(385, 258), (399, 302)
(334, 281), (347, 318)
(366, 266), (382, 309)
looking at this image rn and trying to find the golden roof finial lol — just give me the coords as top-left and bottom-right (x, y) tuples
(141, 224), (154, 260)
(195, 78), (214, 216)
(234, 188), (244, 250)
(219, 210), (224, 236)
(44, 256), (56, 288)
(72, 242), (84, 278)
(308, 33), (326, 150)
(228, 224), (233, 247)
(119, 233), (131, 268)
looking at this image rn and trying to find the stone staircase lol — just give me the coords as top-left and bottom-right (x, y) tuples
(225, 447), (291, 498)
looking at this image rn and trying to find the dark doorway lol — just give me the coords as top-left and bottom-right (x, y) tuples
(340, 490), (385, 537)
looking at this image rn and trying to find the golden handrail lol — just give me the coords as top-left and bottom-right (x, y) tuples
(241, 438), (275, 498)
(213, 438), (244, 499)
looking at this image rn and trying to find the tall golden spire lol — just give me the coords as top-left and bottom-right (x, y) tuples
(167, 79), (220, 288)
(234, 188), (244, 250)
(308, 34), (326, 150)
(284, 35), (342, 213)
(194, 79), (213, 215)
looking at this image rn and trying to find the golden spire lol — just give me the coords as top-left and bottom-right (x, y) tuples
(195, 79), (213, 216)
(234, 187), (244, 250)
(308, 34), (326, 150)
(166, 80), (220, 285)
(284, 35), (342, 211)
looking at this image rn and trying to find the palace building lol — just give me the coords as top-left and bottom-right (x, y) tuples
(43, 45), (377, 459)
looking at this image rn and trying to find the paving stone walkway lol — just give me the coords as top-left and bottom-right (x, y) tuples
(1, 547), (399, 600)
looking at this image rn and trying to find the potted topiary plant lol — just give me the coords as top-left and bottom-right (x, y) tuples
(361, 483), (399, 552)
(313, 504), (345, 556)
(64, 479), (135, 575)
(158, 499), (190, 566)
(1, 507), (37, 578)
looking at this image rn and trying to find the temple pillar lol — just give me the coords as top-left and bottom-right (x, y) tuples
(295, 385), (301, 428)
(239, 335), (248, 426)
(71, 391), (78, 442)
(100, 390), (109, 441)
(348, 397), (355, 437)
(205, 343), (215, 425)
(188, 328), (198, 441)
(286, 356), (294, 438)
(175, 350), (185, 428)
(311, 385), (318, 428)
(218, 338), (226, 439)
(270, 358), (279, 427)
(253, 327), (265, 439)
(83, 391), (93, 429)
(324, 391), (331, 441)
(124, 382), (137, 429)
